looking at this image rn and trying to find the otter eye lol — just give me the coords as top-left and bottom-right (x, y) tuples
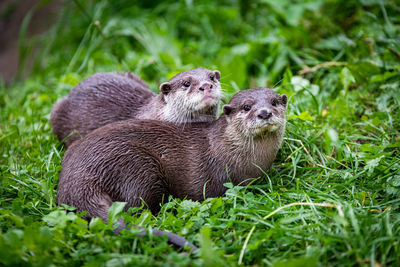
(210, 75), (215, 81)
(243, 104), (251, 111)
(271, 99), (277, 106)
(183, 81), (191, 87)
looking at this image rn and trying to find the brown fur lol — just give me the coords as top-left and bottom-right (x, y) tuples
(51, 68), (221, 147)
(57, 87), (287, 249)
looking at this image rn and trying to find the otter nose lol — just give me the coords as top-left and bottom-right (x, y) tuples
(199, 83), (213, 93)
(257, 110), (272, 120)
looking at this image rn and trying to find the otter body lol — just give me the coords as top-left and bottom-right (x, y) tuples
(58, 88), (287, 226)
(51, 68), (221, 147)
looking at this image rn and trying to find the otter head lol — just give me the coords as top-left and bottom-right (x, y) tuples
(159, 67), (221, 122)
(222, 88), (287, 139)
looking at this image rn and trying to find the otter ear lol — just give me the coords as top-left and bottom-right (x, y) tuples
(213, 70), (221, 81)
(223, 105), (233, 115)
(160, 82), (171, 95)
(281, 94), (287, 106)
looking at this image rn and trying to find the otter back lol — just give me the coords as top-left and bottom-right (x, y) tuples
(51, 68), (221, 147)
(57, 87), (287, 221)
(51, 72), (155, 147)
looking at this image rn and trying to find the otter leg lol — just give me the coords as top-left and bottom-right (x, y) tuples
(151, 229), (198, 251)
(114, 222), (198, 251)
(77, 190), (114, 223)
(113, 148), (197, 250)
(118, 146), (170, 215)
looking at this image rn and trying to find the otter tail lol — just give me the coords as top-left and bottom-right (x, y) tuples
(113, 220), (198, 251)
(150, 229), (198, 251)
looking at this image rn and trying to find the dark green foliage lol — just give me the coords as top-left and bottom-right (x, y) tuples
(1, 0), (399, 265)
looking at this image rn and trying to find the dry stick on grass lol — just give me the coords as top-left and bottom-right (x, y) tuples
(388, 47), (400, 59)
(284, 137), (333, 170)
(325, 154), (350, 169)
(238, 202), (344, 265)
(299, 62), (345, 75)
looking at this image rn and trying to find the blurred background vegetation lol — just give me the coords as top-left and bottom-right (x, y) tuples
(2, 0), (399, 91)
(0, 0), (399, 266)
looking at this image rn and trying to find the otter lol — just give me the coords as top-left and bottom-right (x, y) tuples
(57, 87), (287, 250)
(51, 68), (221, 147)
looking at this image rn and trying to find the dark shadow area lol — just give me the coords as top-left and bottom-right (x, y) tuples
(0, 0), (62, 84)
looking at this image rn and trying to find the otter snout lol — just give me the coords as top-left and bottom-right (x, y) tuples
(257, 110), (272, 120)
(199, 83), (213, 93)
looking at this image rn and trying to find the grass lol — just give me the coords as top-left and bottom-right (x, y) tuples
(0, 0), (399, 266)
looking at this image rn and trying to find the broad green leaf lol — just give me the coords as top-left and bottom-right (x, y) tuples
(386, 175), (400, 196)
(59, 73), (80, 86)
(370, 71), (398, 83)
(288, 111), (314, 121)
(365, 155), (385, 176)
(340, 67), (355, 91)
(107, 202), (127, 225)
(199, 227), (224, 267)
(43, 210), (77, 229)
(291, 76), (310, 91)
(347, 62), (381, 83)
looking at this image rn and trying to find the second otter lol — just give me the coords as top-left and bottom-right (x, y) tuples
(51, 68), (221, 146)
(57, 88), (287, 248)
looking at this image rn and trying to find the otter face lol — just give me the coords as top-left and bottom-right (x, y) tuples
(223, 88), (287, 138)
(159, 68), (222, 122)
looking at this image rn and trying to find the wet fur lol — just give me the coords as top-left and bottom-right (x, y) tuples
(51, 72), (154, 146)
(57, 87), (286, 250)
(51, 68), (221, 147)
